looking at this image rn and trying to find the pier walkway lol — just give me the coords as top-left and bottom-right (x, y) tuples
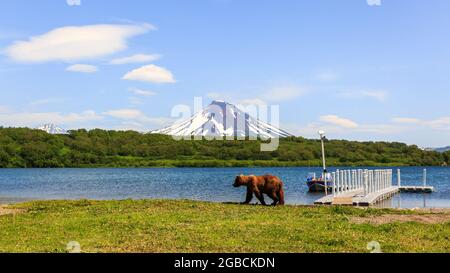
(314, 169), (434, 206)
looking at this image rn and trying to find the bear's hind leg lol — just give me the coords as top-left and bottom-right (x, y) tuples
(268, 191), (279, 206)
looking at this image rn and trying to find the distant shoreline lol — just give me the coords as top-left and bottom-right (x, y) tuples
(1, 128), (448, 168)
(0, 161), (444, 170)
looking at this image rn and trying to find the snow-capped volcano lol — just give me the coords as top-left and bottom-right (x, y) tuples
(152, 100), (293, 138)
(37, 124), (67, 134)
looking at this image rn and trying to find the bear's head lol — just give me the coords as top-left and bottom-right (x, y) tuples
(233, 174), (246, 187)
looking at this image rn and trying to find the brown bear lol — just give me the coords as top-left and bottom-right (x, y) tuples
(233, 174), (285, 206)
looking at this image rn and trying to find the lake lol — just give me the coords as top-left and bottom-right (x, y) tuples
(0, 167), (449, 208)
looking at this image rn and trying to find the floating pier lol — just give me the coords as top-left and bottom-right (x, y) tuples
(314, 169), (434, 206)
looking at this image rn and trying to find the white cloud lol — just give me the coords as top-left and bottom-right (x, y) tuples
(129, 88), (156, 97)
(109, 54), (161, 65)
(361, 90), (388, 101)
(204, 85), (308, 107)
(339, 90), (389, 102)
(392, 117), (422, 124)
(66, 64), (98, 73)
(0, 110), (102, 127)
(122, 64), (176, 83)
(428, 117), (450, 131)
(104, 108), (174, 128)
(5, 24), (154, 63)
(391, 116), (450, 131)
(356, 124), (406, 134)
(320, 115), (359, 129)
(104, 109), (142, 119)
(262, 85), (308, 102)
(128, 97), (144, 105)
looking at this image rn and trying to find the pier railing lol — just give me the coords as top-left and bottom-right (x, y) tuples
(316, 168), (433, 206)
(331, 169), (393, 197)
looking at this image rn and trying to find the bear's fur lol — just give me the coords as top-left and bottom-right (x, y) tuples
(233, 175), (285, 206)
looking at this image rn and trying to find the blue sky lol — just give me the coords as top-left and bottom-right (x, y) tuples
(0, 0), (449, 147)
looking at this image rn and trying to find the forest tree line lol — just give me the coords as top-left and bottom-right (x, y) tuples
(0, 127), (448, 168)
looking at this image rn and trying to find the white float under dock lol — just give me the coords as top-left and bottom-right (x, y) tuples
(314, 169), (434, 206)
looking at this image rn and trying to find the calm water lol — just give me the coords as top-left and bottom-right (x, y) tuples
(0, 167), (449, 208)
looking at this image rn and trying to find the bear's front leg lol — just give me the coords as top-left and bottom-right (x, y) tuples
(254, 191), (267, 206)
(242, 188), (253, 204)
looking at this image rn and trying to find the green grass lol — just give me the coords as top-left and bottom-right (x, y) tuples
(0, 199), (449, 253)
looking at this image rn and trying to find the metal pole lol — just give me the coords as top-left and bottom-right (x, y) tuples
(397, 169), (401, 187)
(423, 169), (427, 187)
(320, 135), (327, 196)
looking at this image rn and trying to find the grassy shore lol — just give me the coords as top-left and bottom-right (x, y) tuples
(0, 199), (449, 253)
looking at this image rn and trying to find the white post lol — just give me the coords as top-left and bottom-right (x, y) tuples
(373, 170), (378, 192)
(363, 170), (368, 195)
(375, 170), (381, 191)
(332, 172), (336, 196)
(385, 170), (388, 188)
(358, 169), (363, 190)
(367, 170), (371, 194)
(341, 170), (345, 192)
(385, 170), (388, 189)
(389, 170), (392, 187)
(387, 170), (390, 188)
(334, 169), (341, 195)
(397, 169), (401, 187)
(423, 169), (427, 187)
(381, 170), (384, 190)
(369, 170), (374, 193)
(342, 170), (347, 192)
(347, 170), (351, 191)
(350, 170), (353, 190)
(380, 170), (383, 190)
(352, 170), (356, 190)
